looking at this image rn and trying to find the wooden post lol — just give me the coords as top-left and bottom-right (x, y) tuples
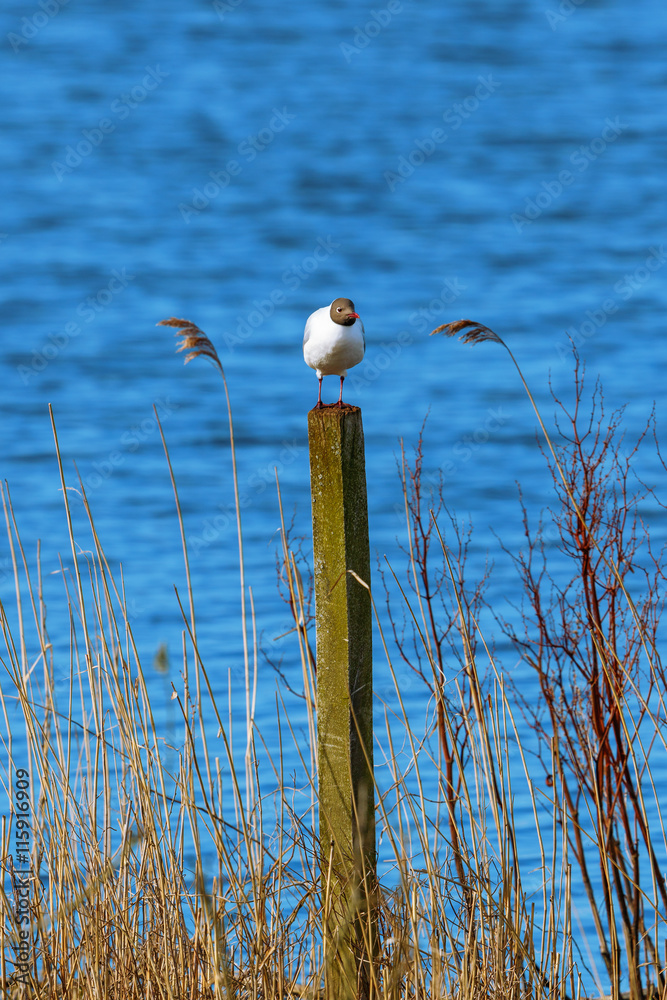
(308, 405), (376, 1000)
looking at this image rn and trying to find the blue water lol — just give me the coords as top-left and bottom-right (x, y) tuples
(1, 0), (666, 985)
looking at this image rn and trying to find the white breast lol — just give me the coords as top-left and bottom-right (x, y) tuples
(303, 307), (365, 377)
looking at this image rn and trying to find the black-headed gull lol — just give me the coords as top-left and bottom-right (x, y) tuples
(303, 298), (365, 408)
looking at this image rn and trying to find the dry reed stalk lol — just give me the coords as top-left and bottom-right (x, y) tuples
(7, 320), (657, 998)
(1, 429), (560, 998)
(433, 321), (667, 998)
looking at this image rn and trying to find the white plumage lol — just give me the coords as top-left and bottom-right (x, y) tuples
(303, 297), (365, 407)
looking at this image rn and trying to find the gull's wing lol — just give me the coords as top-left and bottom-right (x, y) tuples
(303, 306), (326, 348)
(303, 310), (316, 347)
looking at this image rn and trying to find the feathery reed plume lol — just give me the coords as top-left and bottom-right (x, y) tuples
(158, 316), (224, 373)
(158, 314), (256, 812)
(431, 320), (555, 475)
(431, 319), (502, 346)
(432, 317), (667, 995)
(430, 319), (655, 661)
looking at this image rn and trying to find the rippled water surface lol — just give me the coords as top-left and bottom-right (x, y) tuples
(1, 0), (666, 973)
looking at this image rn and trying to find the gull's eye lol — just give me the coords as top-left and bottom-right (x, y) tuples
(336, 306), (342, 312)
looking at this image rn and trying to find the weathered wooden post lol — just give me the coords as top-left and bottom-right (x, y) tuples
(308, 405), (376, 1000)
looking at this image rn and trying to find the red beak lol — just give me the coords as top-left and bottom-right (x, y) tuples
(349, 312), (359, 319)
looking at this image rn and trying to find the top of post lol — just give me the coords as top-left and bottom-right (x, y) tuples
(308, 405), (364, 446)
(308, 404), (361, 417)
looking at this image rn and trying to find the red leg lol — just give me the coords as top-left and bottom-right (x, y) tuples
(316, 376), (323, 408)
(337, 375), (344, 407)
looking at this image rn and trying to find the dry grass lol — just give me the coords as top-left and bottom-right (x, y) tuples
(0, 321), (663, 998)
(0, 442), (558, 998)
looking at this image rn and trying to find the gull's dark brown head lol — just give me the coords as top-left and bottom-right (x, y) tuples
(330, 297), (359, 326)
